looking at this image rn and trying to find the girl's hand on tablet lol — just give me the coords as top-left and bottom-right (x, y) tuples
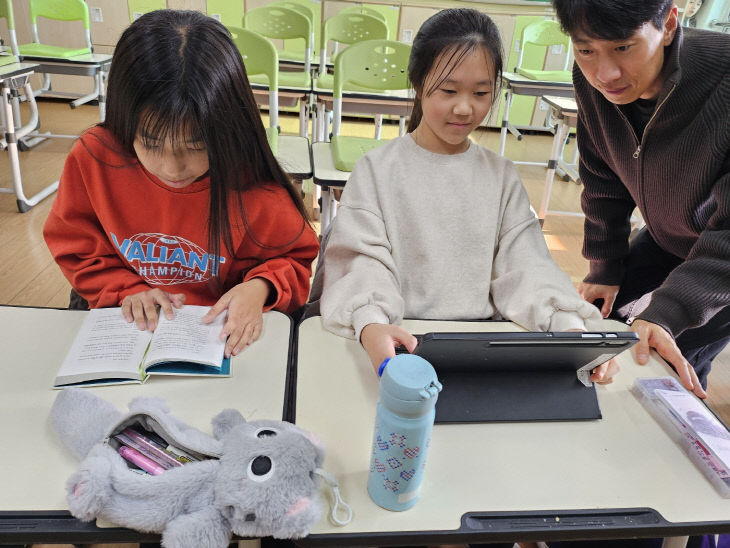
(360, 323), (418, 373)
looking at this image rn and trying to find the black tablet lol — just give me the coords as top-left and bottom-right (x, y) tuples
(410, 331), (639, 423)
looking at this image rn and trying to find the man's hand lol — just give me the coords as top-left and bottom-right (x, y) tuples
(631, 319), (706, 398)
(360, 323), (418, 373)
(577, 282), (620, 318)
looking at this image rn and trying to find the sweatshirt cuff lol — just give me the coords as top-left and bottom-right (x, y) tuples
(549, 310), (587, 332)
(636, 296), (687, 340)
(352, 305), (391, 342)
(584, 259), (625, 286)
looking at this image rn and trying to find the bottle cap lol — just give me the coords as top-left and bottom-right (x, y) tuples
(379, 354), (442, 413)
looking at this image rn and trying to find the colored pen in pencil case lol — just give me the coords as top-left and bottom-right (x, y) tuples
(130, 426), (200, 463)
(118, 445), (165, 475)
(115, 429), (182, 469)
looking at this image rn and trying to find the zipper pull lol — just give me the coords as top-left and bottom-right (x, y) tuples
(633, 145), (641, 159)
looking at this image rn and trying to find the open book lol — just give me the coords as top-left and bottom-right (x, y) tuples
(53, 305), (229, 388)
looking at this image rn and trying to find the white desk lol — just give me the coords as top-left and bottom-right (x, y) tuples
(277, 134), (313, 180)
(538, 95), (581, 222)
(0, 62), (59, 212)
(21, 52), (112, 121)
(294, 316), (730, 545)
(0, 306), (293, 544)
(311, 141), (348, 230)
(499, 71), (574, 166)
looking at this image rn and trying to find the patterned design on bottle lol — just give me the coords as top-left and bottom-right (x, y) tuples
(389, 433), (407, 447)
(403, 446), (420, 459)
(400, 468), (416, 481)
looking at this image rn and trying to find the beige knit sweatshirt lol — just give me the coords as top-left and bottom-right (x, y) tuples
(320, 134), (602, 340)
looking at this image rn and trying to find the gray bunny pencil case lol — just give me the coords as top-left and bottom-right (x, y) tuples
(50, 388), (351, 548)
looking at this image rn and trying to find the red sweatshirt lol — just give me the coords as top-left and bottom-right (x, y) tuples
(44, 127), (319, 314)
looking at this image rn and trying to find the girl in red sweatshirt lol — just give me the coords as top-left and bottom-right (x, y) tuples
(43, 10), (319, 358)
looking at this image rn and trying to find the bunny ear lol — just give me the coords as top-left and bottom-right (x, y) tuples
(50, 388), (123, 461)
(212, 408), (247, 439)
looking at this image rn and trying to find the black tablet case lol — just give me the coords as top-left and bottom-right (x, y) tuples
(412, 332), (638, 423)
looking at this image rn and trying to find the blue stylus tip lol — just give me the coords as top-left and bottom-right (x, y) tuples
(377, 358), (390, 377)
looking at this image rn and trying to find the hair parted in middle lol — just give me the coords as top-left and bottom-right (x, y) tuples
(101, 9), (309, 273)
(407, 8), (504, 133)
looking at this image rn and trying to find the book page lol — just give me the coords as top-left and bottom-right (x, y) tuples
(144, 305), (226, 369)
(54, 308), (152, 385)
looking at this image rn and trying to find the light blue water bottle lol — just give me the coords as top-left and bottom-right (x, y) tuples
(367, 354), (442, 511)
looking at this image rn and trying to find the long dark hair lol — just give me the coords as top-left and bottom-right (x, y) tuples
(102, 9), (309, 269)
(407, 9), (503, 133)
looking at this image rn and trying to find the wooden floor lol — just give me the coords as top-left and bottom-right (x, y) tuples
(2, 99), (728, 484)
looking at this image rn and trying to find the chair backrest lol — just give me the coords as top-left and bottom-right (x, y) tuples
(320, 12), (389, 75)
(244, 5), (312, 72)
(339, 6), (388, 24)
(517, 19), (571, 71)
(0, 0), (19, 55)
(28, 0), (91, 50)
(270, 1), (316, 59)
(228, 26), (279, 130)
(321, 11), (389, 51)
(127, 0), (166, 23)
(244, 5), (311, 43)
(333, 39), (410, 97)
(0, 0), (14, 29)
(332, 39), (411, 135)
(30, 0), (89, 26)
(229, 26), (278, 91)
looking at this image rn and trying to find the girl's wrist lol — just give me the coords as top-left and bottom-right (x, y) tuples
(242, 277), (274, 307)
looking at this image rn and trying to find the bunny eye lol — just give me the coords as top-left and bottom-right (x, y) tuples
(247, 455), (274, 482)
(255, 427), (278, 439)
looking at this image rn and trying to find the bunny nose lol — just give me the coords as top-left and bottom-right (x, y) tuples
(285, 496), (311, 516)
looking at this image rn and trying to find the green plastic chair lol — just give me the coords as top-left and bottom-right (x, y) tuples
(127, 0), (165, 23)
(330, 39), (411, 172)
(515, 19), (572, 82)
(316, 11), (389, 90)
(339, 5), (388, 24)
(0, 0), (19, 58)
(328, 7), (388, 66)
(244, 4), (312, 89)
(269, 0), (318, 65)
(17, 0), (91, 59)
(229, 26), (279, 155)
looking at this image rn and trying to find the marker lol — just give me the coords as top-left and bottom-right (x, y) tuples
(118, 445), (165, 475)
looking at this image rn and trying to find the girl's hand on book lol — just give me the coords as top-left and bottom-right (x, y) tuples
(203, 278), (273, 357)
(360, 323), (418, 373)
(121, 289), (186, 331)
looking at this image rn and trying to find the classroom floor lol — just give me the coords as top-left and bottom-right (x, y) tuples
(1, 100), (728, 548)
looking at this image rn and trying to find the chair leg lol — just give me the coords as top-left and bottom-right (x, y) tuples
(317, 103), (326, 142)
(538, 116), (570, 220)
(374, 114), (383, 139)
(320, 187), (331, 232)
(299, 99), (307, 138)
(499, 89), (513, 156)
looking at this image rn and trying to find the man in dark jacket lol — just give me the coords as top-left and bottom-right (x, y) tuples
(551, 0), (730, 398)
